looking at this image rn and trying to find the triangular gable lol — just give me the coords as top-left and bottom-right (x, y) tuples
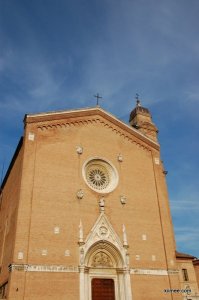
(25, 106), (159, 151)
(83, 212), (124, 255)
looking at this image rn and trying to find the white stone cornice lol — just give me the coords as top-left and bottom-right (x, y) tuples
(130, 268), (179, 276)
(9, 264), (78, 273)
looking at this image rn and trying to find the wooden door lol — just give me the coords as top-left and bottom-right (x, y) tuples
(92, 278), (115, 300)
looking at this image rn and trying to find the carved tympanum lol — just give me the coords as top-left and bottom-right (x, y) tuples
(91, 252), (113, 267)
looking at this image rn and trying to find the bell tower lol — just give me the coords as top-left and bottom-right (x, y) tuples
(129, 98), (158, 142)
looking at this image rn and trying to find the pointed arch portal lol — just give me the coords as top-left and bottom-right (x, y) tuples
(78, 213), (132, 300)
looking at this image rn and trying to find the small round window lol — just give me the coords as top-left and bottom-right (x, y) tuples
(83, 158), (118, 193)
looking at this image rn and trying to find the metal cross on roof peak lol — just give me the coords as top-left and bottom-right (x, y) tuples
(94, 93), (102, 106)
(135, 93), (141, 107)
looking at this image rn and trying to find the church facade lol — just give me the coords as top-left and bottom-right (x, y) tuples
(0, 103), (198, 299)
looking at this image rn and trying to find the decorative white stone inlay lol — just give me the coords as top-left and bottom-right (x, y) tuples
(64, 250), (70, 256)
(9, 264), (178, 276)
(167, 270), (179, 275)
(152, 255), (156, 261)
(154, 158), (160, 165)
(28, 133), (35, 141)
(131, 268), (168, 275)
(41, 249), (48, 256)
(142, 234), (147, 240)
(28, 265), (78, 272)
(135, 255), (140, 261)
(9, 264), (79, 273)
(54, 227), (60, 234)
(18, 252), (24, 260)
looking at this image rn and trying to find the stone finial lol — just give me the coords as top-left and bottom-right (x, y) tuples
(79, 220), (84, 243)
(122, 224), (128, 247)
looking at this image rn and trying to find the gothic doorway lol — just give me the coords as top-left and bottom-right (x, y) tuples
(91, 278), (115, 300)
(78, 213), (133, 300)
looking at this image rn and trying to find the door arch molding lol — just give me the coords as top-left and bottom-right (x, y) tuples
(85, 240), (124, 269)
(79, 240), (132, 300)
(78, 213), (132, 300)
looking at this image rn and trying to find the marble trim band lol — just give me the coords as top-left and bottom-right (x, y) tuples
(8, 264), (179, 276)
(130, 268), (179, 276)
(9, 264), (78, 273)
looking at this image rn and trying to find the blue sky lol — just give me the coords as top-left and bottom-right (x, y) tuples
(0, 0), (199, 257)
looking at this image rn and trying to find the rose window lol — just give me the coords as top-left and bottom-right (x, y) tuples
(87, 165), (109, 190)
(83, 158), (118, 193)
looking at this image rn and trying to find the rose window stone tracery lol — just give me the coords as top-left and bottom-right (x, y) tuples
(82, 158), (119, 194)
(87, 165), (109, 190)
